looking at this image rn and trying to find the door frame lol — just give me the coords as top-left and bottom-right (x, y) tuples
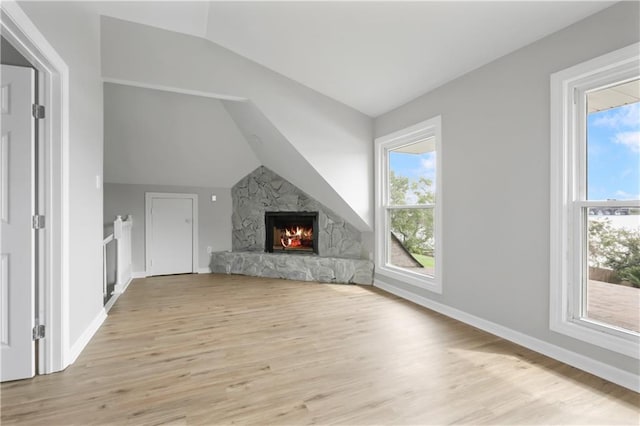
(145, 192), (198, 276)
(1, 1), (69, 374)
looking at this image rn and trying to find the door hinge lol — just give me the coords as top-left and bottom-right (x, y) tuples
(32, 104), (45, 119)
(32, 215), (45, 230)
(32, 324), (45, 340)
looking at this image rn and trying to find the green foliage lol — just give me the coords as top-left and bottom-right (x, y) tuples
(589, 218), (640, 288)
(617, 266), (640, 288)
(389, 170), (410, 205)
(389, 171), (435, 256)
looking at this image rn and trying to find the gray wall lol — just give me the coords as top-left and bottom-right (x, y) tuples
(104, 183), (232, 274)
(374, 2), (640, 375)
(103, 83), (260, 188)
(19, 2), (105, 347)
(100, 16), (373, 231)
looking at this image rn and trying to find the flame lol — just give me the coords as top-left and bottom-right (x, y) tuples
(280, 226), (313, 249)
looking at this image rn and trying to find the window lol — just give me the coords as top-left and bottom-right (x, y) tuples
(375, 116), (442, 292)
(550, 43), (640, 358)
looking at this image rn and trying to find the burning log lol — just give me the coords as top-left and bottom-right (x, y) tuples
(279, 226), (312, 249)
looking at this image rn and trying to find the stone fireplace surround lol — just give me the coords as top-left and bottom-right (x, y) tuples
(210, 167), (373, 284)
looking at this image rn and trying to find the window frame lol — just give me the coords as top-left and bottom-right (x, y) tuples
(375, 116), (443, 293)
(550, 43), (640, 359)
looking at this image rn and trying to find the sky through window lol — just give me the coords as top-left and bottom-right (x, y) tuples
(587, 102), (640, 201)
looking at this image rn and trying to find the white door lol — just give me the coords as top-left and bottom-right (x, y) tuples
(0, 65), (36, 381)
(148, 196), (194, 276)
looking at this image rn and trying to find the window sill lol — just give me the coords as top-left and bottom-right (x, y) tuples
(550, 316), (639, 359)
(375, 264), (442, 294)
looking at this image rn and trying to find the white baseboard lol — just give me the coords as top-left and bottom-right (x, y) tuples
(133, 269), (212, 277)
(74, 274), (136, 361)
(113, 276), (133, 295)
(103, 294), (118, 314)
(121, 277), (132, 292)
(106, 275), (135, 314)
(132, 271), (147, 279)
(374, 278), (640, 393)
(67, 309), (107, 366)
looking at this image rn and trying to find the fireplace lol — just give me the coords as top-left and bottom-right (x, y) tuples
(265, 211), (318, 254)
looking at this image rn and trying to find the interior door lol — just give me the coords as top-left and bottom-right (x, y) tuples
(1, 65), (36, 381)
(149, 197), (193, 276)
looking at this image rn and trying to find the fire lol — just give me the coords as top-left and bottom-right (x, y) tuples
(280, 226), (313, 249)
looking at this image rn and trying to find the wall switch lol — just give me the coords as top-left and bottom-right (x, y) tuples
(207, 246), (213, 254)
(211, 195), (217, 202)
(96, 175), (101, 189)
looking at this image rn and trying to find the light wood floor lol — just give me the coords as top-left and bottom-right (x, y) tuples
(1, 274), (639, 425)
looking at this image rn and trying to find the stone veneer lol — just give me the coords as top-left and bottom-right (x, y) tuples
(211, 252), (373, 285)
(215, 166), (373, 285)
(232, 166), (363, 259)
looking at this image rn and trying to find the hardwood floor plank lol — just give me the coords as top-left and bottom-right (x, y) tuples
(1, 274), (638, 425)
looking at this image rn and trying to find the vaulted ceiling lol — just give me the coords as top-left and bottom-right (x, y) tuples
(93, 1), (614, 117)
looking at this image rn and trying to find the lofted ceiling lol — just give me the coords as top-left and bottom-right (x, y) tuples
(93, 1), (614, 117)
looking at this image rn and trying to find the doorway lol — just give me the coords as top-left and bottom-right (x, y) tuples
(145, 192), (198, 276)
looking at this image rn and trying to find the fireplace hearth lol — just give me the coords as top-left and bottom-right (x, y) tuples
(265, 211), (318, 254)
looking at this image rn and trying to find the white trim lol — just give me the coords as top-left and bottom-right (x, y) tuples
(66, 309), (106, 365)
(197, 267), (211, 274)
(132, 271), (147, 279)
(145, 192), (199, 276)
(575, 200), (640, 208)
(550, 42), (640, 359)
(105, 275), (134, 314)
(1, 1), (70, 373)
(374, 115), (443, 294)
(113, 215), (133, 293)
(374, 278), (640, 393)
(103, 295), (118, 314)
(112, 275), (133, 295)
(102, 78), (247, 102)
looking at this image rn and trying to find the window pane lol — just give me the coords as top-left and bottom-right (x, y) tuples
(388, 208), (434, 277)
(388, 137), (436, 205)
(586, 209), (640, 333)
(586, 80), (640, 201)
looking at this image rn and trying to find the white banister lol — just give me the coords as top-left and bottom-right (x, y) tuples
(102, 233), (115, 300)
(113, 215), (133, 294)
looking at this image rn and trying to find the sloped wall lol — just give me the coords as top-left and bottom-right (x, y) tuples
(100, 16), (373, 231)
(222, 100), (369, 234)
(232, 167), (365, 259)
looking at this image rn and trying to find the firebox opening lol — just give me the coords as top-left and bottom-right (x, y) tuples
(265, 212), (318, 254)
